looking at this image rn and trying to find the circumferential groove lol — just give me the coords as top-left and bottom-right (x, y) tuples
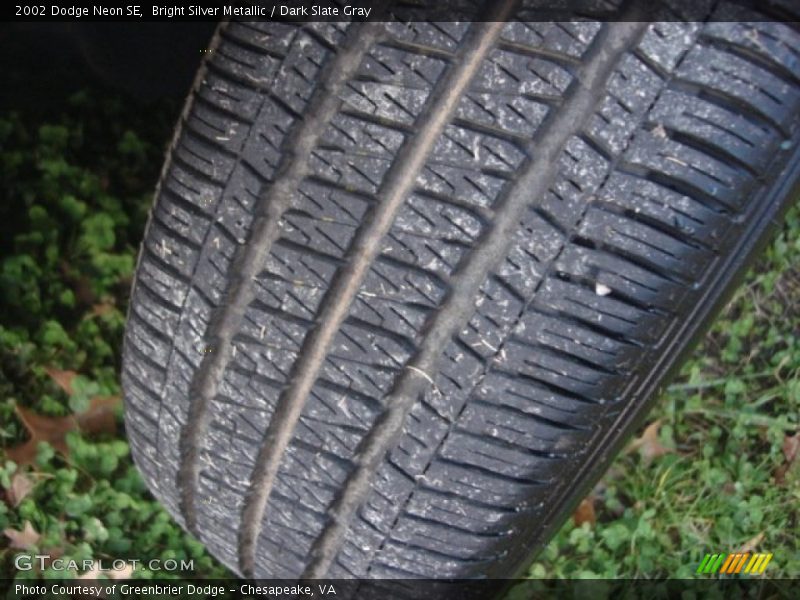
(176, 19), (385, 540)
(237, 7), (517, 577)
(302, 16), (652, 579)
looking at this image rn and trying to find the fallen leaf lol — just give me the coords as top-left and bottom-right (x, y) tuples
(74, 278), (96, 306)
(78, 572), (132, 600)
(6, 405), (73, 464)
(37, 547), (64, 570)
(89, 302), (116, 318)
(775, 432), (800, 484)
(783, 433), (799, 463)
(59, 261), (96, 306)
(573, 497), (596, 527)
(7, 472), (34, 506)
(4, 521), (41, 550)
(77, 564), (102, 581)
(111, 563), (135, 579)
(78, 560), (135, 592)
(627, 419), (674, 463)
(76, 396), (119, 435)
(736, 532), (765, 554)
(44, 367), (77, 396)
(5, 396), (120, 466)
(77, 572), (108, 599)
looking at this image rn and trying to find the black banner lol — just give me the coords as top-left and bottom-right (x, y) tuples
(4, 0), (799, 23)
(1, 579), (799, 600)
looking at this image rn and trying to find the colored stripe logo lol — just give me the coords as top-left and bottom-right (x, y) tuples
(697, 552), (773, 575)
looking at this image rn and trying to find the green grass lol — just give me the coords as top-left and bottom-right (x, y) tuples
(0, 92), (797, 581)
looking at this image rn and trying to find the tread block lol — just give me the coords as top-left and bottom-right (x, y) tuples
(416, 163), (509, 208)
(420, 460), (541, 506)
(500, 21), (601, 59)
(587, 53), (664, 154)
(456, 92), (550, 138)
(515, 311), (640, 372)
(294, 389), (378, 456)
(534, 276), (665, 345)
(239, 104), (295, 181)
(554, 244), (687, 312)
(406, 488), (515, 534)
(457, 402), (591, 454)
(268, 31), (331, 115)
(676, 44), (800, 130)
(383, 21), (471, 54)
(388, 515), (497, 559)
(196, 70), (265, 122)
(341, 82), (432, 126)
(329, 320), (416, 369)
(498, 338), (623, 401)
(431, 124), (527, 173)
(475, 370), (603, 427)
(321, 353), (398, 399)
(359, 44), (447, 88)
(252, 274), (328, 321)
(704, 19), (800, 83)
(649, 90), (778, 172)
(578, 205), (717, 279)
(598, 170), (733, 246)
(350, 293), (430, 341)
(223, 21), (297, 55)
(310, 147), (393, 195)
(472, 49), (573, 98)
(264, 240), (342, 288)
(637, 21), (703, 72)
(321, 113), (407, 158)
(381, 231), (469, 278)
(388, 403), (450, 477)
(165, 161), (224, 211)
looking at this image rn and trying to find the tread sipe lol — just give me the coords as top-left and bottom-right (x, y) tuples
(123, 3), (800, 580)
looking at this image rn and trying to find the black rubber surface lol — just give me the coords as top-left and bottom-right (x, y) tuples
(122, 3), (800, 580)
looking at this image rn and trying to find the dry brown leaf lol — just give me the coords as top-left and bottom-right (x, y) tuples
(627, 419), (673, 463)
(78, 561), (134, 580)
(736, 532), (765, 554)
(77, 565), (102, 581)
(89, 302), (116, 318)
(111, 563), (134, 579)
(6, 405), (74, 464)
(74, 278), (96, 306)
(7, 472), (34, 507)
(5, 396), (120, 466)
(58, 261), (97, 306)
(783, 433), (799, 463)
(38, 547), (64, 570)
(76, 396), (119, 434)
(44, 367), (77, 396)
(775, 432), (800, 484)
(573, 497), (596, 527)
(4, 521), (41, 550)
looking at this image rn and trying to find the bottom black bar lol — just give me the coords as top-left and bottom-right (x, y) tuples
(1, 578), (798, 600)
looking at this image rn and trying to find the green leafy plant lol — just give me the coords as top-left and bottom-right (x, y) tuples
(0, 92), (231, 579)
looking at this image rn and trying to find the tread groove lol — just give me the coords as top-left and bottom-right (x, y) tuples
(304, 17), (651, 579)
(239, 14), (514, 578)
(172, 18), (385, 551)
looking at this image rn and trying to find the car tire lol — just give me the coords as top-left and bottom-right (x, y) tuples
(122, 7), (800, 579)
